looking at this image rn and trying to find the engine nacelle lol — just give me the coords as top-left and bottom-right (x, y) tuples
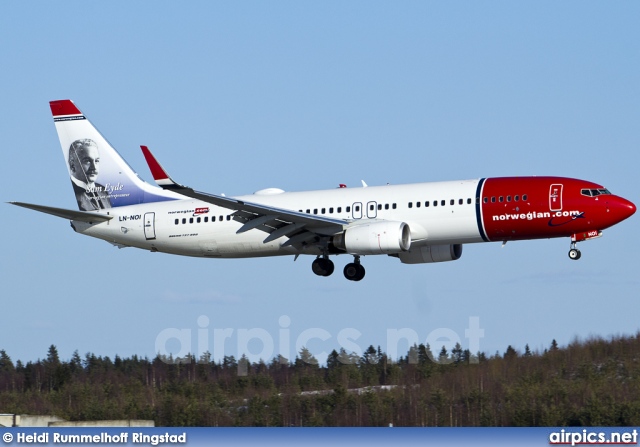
(394, 244), (463, 264)
(332, 221), (411, 255)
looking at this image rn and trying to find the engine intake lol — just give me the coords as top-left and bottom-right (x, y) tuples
(332, 221), (411, 255)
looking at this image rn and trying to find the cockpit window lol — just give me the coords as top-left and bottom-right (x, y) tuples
(581, 188), (611, 197)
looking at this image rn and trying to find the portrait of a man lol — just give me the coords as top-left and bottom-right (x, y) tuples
(68, 139), (112, 211)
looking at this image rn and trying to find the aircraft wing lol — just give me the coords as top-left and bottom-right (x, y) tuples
(9, 202), (113, 223)
(140, 146), (347, 246)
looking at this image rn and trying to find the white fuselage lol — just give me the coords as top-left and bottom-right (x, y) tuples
(75, 179), (485, 258)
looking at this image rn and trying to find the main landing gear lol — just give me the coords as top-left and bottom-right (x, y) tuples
(311, 255), (366, 281)
(311, 256), (334, 277)
(343, 256), (366, 282)
(568, 242), (581, 260)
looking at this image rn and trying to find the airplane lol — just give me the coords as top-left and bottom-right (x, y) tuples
(9, 100), (636, 281)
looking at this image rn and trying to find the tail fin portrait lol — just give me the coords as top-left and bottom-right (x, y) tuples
(50, 100), (177, 210)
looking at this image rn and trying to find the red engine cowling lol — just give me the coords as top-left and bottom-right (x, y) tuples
(332, 222), (411, 255)
(394, 244), (463, 264)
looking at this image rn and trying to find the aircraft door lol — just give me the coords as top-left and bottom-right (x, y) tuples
(549, 184), (563, 211)
(352, 202), (363, 219)
(144, 212), (156, 240)
(367, 201), (377, 218)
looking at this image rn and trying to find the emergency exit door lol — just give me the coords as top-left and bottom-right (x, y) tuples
(144, 212), (156, 240)
(549, 184), (563, 211)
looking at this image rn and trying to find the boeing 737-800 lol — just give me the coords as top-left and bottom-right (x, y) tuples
(10, 100), (636, 281)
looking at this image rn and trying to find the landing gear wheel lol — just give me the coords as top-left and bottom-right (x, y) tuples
(312, 257), (335, 277)
(568, 248), (581, 260)
(343, 263), (365, 281)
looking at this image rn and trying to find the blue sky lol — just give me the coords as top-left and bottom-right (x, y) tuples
(1, 1), (638, 365)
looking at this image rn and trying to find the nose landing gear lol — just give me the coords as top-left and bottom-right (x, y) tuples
(568, 242), (581, 260)
(343, 256), (366, 281)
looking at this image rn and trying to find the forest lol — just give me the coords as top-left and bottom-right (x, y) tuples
(0, 334), (639, 427)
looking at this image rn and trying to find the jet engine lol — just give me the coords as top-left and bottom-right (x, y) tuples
(331, 221), (411, 255)
(392, 244), (463, 264)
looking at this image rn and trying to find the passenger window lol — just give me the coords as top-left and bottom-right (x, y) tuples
(314, 209), (318, 214)
(370, 204), (375, 211)
(189, 218), (194, 224)
(306, 209), (310, 214)
(219, 215), (223, 221)
(378, 204), (382, 211)
(384, 204), (389, 210)
(408, 202), (413, 208)
(355, 205), (360, 212)
(182, 218), (186, 224)
(204, 217), (208, 223)
(468, 198), (472, 204)
(321, 208), (326, 214)
(515, 195), (519, 201)
(450, 199), (454, 205)
(329, 207), (334, 214)
(507, 196), (511, 202)
(433, 200), (438, 207)
(523, 194), (528, 201)
(212, 216), (216, 222)
(392, 203), (397, 209)
(174, 219), (179, 225)
(483, 197), (487, 203)
(441, 200), (445, 206)
(346, 206), (351, 212)
(491, 197), (496, 203)
(416, 202), (421, 208)
(425, 201), (429, 207)
(197, 217), (201, 223)
(338, 207), (342, 213)
(459, 199), (463, 205)
(499, 196), (504, 202)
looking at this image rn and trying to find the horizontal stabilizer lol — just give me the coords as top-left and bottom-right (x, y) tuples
(8, 202), (113, 222)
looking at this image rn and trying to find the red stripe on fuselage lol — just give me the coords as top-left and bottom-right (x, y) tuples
(479, 177), (633, 242)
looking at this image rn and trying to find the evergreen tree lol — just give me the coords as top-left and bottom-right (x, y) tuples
(451, 343), (463, 364)
(46, 345), (60, 365)
(407, 344), (419, 364)
(438, 346), (449, 364)
(70, 350), (82, 373)
(296, 347), (319, 367)
(327, 350), (340, 369)
(418, 344), (433, 364)
(504, 345), (517, 359)
(0, 350), (14, 372)
(362, 345), (379, 365)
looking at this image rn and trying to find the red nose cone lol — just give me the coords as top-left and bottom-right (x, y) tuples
(613, 196), (636, 223)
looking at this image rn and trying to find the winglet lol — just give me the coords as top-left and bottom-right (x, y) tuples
(140, 145), (185, 189)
